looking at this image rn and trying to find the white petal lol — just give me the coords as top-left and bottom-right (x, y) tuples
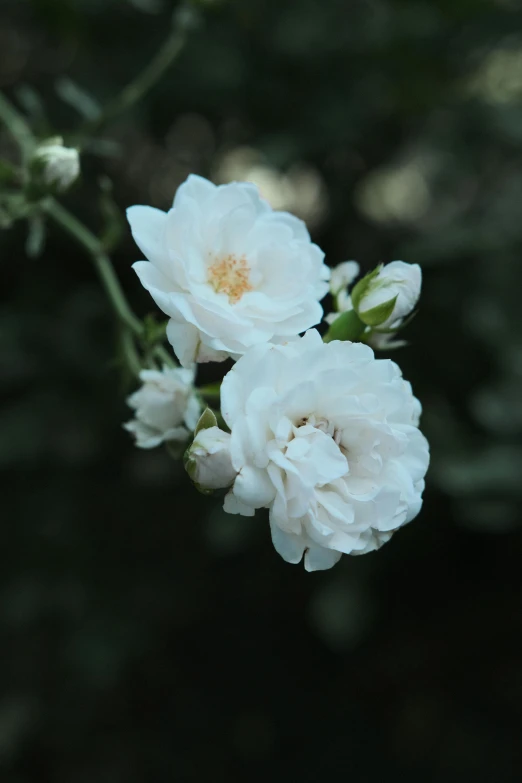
(127, 206), (168, 270)
(223, 490), (256, 517)
(234, 465), (276, 509)
(196, 342), (229, 363)
(269, 520), (306, 564)
(173, 173), (216, 208)
(166, 320), (199, 368)
(304, 545), (342, 572)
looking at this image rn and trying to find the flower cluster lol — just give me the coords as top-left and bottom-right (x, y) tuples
(125, 174), (429, 571)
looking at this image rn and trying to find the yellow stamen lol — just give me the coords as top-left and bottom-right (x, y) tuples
(208, 253), (252, 304)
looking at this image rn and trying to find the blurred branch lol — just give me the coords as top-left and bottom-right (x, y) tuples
(199, 383), (221, 403)
(42, 198), (175, 371)
(0, 67), (181, 375)
(0, 92), (34, 163)
(43, 197), (144, 337)
(82, 5), (199, 137)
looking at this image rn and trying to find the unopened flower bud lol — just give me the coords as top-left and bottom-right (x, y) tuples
(33, 137), (80, 192)
(185, 426), (236, 491)
(352, 261), (421, 328)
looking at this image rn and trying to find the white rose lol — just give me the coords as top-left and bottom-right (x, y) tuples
(186, 426), (237, 490)
(356, 261), (421, 328)
(127, 174), (330, 367)
(219, 329), (429, 571)
(34, 138), (80, 191)
(329, 260), (360, 296)
(124, 366), (201, 449)
(325, 290), (353, 325)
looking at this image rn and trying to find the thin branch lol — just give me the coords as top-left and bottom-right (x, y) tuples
(0, 91), (35, 163)
(82, 10), (195, 137)
(43, 197), (143, 336)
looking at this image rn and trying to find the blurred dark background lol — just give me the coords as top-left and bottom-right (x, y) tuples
(2, 0), (522, 781)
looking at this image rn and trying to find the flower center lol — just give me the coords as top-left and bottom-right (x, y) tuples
(296, 414), (342, 445)
(207, 253), (253, 304)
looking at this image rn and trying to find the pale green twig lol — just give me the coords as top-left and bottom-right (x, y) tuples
(82, 12), (195, 137)
(43, 197), (176, 371)
(43, 197), (144, 336)
(0, 92), (34, 163)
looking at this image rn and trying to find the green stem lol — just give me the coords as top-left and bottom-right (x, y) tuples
(154, 345), (176, 368)
(0, 92), (34, 163)
(120, 328), (142, 378)
(82, 17), (192, 137)
(43, 197), (143, 337)
(199, 382), (221, 401)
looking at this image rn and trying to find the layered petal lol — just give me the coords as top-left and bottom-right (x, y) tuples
(217, 331), (429, 570)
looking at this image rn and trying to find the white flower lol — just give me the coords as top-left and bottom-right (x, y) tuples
(219, 329), (429, 571)
(34, 138), (80, 191)
(329, 261), (360, 296)
(186, 426), (237, 489)
(325, 290), (353, 325)
(127, 174), (330, 367)
(356, 261), (421, 328)
(366, 332), (407, 351)
(124, 366), (201, 449)
(325, 261), (360, 324)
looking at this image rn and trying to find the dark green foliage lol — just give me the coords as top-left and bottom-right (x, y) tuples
(1, 0), (522, 780)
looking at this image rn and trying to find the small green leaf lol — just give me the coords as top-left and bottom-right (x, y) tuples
(372, 309), (418, 334)
(143, 314), (169, 345)
(0, 158), (19, 186)
(194, 408), (217, 436)
(199, 382), (221, 402)
(55, 77), (102, 121)
(99, 177), (124, 252)
(359, 295), (398, 327)
(350, 265), (382, 311)
(0, 206), (12, 229)
(25, 213), (45, 258)
(15, 85), (46, 125)
(323, 309), (366, 343)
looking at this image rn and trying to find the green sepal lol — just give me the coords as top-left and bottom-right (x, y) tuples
(371, 309), (418, 334)
(323, 309), (366, 343)
(350, 265), (383, 311)
(0, 158), (19, 186)
(184, 455), (213, 495)
(194, 407), (218, 437)
(358, 294), (398, 327)
(143, 314), (169, 345)
(182, 424), (215, 496)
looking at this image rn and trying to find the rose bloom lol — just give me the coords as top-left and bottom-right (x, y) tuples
(218, 329), (429, 571)
(127, 175), (329, 367)
(124, 366), (200, 449)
